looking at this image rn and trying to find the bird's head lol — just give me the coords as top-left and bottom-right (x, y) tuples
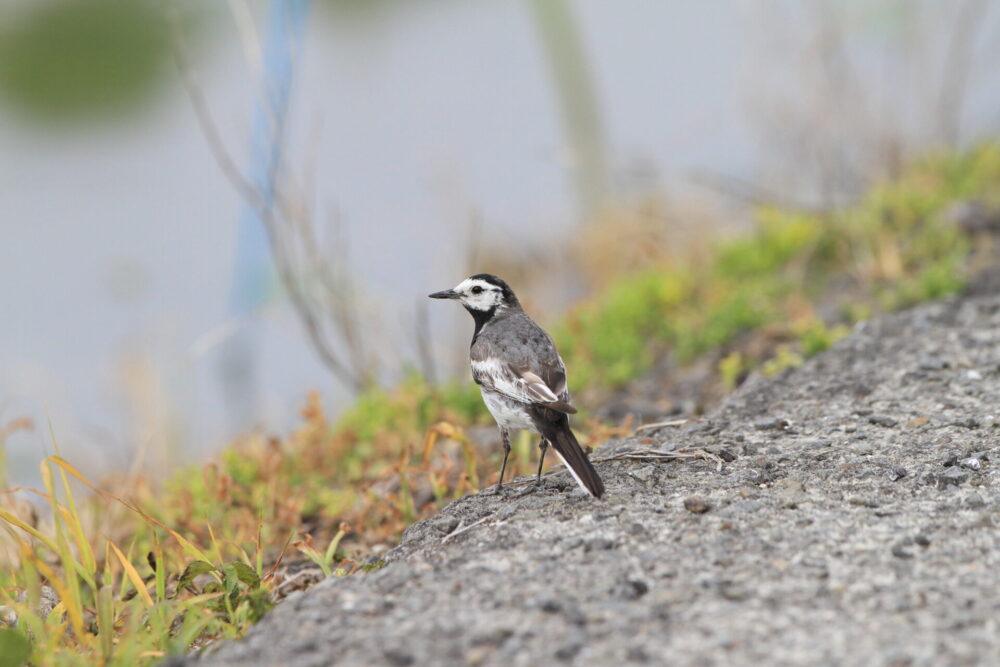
(428, 273), (521, 315)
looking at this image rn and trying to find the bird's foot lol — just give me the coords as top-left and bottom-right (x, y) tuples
(479, 484), (514, 499)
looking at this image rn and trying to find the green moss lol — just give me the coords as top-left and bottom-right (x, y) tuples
(714, 210), (824, 280)
(761, 345), (804, 377)
(798, 321), (851, 357)
(223, 449), (260, 488)
(336, 375), (488, 446)
(555, 270), (688, 388)
(718, 351), (752, 390)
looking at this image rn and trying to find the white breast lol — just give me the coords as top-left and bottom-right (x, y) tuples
(481, 389), (537, 432)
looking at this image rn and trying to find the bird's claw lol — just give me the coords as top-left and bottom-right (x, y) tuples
(479, 484), (514, 499)
(480, 482), (541, 500)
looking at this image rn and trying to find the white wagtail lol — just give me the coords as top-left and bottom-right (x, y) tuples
(429, 274), (605, 498)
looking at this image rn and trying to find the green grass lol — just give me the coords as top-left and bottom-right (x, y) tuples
(0, 457), (256, 666)
(2, 143), (998, 664)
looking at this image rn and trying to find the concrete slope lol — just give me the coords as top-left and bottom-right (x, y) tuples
(185, 292), (1000, 666)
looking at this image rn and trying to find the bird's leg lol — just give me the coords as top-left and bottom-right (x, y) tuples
(535, 439), (549, 485)
(479, 428), (513, 498)
(513, 438), (550, 499)
(496, 427), (511, 493)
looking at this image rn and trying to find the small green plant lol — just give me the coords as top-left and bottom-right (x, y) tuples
(798, 321), (851, 357)
(761, 345), (804, 377)
(175, 558), (273, 627)
(718, 351), (751, 390)
(294, 524), (349, 578)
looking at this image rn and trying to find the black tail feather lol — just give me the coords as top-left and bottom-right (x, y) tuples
(531, 409), (604, 498)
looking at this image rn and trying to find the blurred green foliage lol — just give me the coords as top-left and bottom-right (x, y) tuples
(798, 321), (851, 358)
(337, 374), (486, 443)
(0, 0), (174, 122)
(555, 144), (996, 390)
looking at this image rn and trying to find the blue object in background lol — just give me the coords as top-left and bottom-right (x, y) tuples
(221, 0), (312, 429)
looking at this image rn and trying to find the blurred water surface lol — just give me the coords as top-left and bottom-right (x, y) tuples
(1, 1), (998, 484)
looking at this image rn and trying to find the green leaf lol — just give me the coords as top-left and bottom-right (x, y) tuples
(221, 564), (239, 596)
(226, 561), (261, 590)
(177, 560), (216, 592)
(0, 628), (31, 667)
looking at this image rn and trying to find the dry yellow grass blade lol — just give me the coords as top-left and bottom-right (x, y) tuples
(56, 505), (96, 578)
(152, 531), (166, 603)
(422, 421), (466, 462)
(205, 521), (223, 564)
(107, 540), (154, 607)
(40, 460), (88, 620)
(47, 456), (214, 564)
(32, 557), (86, 641)
(0, 508), (60, 554)
(54, 458), (97, 575)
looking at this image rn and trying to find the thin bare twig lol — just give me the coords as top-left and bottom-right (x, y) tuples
(492, 444), (731, 492)
(593, 447), (727, 473)
(226, 0), (262, 79)
(167, 5), (376, 392)
(633, 419), (689, 434)
(167, 4), (263, 212)
(442, 516), (505, 543)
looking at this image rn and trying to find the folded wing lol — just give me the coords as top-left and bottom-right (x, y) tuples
(471, 357), (577, 414)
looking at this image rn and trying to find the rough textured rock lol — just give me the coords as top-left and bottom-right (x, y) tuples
(185, 292), (1000, 666)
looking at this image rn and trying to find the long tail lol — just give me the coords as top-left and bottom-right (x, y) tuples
(533, 410), (604, 498)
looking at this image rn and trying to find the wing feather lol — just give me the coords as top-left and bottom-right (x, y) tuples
(472, 358), (576, 414)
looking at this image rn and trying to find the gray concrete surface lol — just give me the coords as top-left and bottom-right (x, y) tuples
(185, 291), (1000, 666)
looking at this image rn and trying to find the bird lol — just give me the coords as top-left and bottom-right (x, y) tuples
(429, 274), (605, 498)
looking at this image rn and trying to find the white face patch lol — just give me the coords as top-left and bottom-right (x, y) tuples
(452, 278), (505, 312)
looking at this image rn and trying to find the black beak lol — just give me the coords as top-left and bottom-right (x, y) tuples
(428, 289), (460, 299)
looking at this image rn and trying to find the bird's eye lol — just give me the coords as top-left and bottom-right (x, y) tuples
(470, 286), (483, 294)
